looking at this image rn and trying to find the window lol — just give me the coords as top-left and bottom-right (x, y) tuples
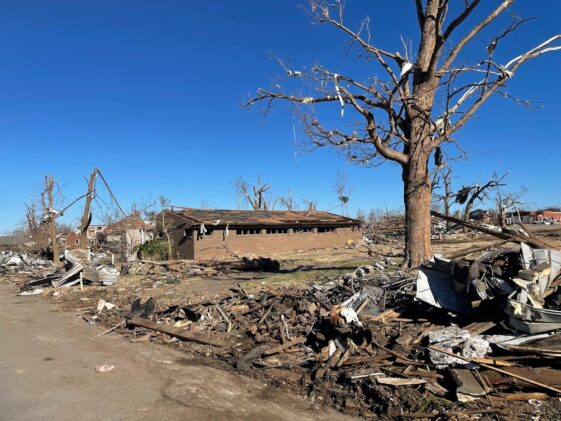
(318, 227), (336, 233)
(266, 228), (288, 235)
(236, 228), (261, 235)
(198, 228), (213, 239)
(75, 239), (79, 245)
(184, 229), (193, 239)
(295, 228), (313, 234)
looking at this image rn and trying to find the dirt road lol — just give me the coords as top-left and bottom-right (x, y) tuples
(0, 285), (352, 421)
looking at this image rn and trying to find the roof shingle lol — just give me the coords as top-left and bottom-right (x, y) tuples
(165, 208), (361, 227)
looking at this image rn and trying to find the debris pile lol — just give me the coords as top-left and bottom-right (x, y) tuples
(363, 219), (404, 246)
(0, 251), (51, 274)
(120, 260), (212, 277)
(417, 243), (561, 334)
(113, 256), (561, 418)
(18, 251), (120, 292)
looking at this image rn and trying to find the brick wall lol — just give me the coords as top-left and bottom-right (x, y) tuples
(165, 213), (362, 260)
(192, 226), (362, 260)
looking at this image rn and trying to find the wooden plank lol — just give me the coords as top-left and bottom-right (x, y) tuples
(427, 345), (561, 395)
(377, 377), (426, 386)
(471, 357), (514, 367)
(340, 352), (392, 366)
(498, 392), (549, 401)
(373, 340), (419, 365)
(263, 337), (306, 356)
(364, 309), (400, 323)
(464, 321), (496, 336)
(127, 317), (227, 347)
(315, 349), (342, 379)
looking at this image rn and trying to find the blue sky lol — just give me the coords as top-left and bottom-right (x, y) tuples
(1, 1), (560, 232)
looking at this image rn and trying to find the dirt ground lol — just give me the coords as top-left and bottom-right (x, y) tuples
(0, 284), (355, 421)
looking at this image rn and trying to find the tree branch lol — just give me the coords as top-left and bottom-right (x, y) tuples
(435, 33), (561, 146)
(441, 0), (513, 72)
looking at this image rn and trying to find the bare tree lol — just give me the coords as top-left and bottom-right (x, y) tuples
(246, 1), (561, 266)
(333, 170), (352, 216)
(157, 196), (173, 260)
(303, 199), (318, 212)
(25, 202), (47, 249)
(495, 185), (528, 227)
(432, 164), (455, 229)
(456, 173), (506, 221)
(234, 176), (272, 211)
(278, 190), (297, 211)
(356, 208), (366, 222)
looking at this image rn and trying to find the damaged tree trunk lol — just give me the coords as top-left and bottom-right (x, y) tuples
(44, 176), (60, 266)
(402, 146), (432, 268)
(79, 168), (98, 249)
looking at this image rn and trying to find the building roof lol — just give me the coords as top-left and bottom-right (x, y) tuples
(165, 208), (361, 227)
(104, 213), (154, 234)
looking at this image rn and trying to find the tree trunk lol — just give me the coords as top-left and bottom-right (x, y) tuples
(403, 150), (432, 268)
(44, 176), (61, 266)
(79, 169), (97, 249)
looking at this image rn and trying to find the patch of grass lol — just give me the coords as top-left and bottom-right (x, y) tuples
(244, 259), (372, 289)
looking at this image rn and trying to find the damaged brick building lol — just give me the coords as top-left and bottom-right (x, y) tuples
(160, 208), (362, 260)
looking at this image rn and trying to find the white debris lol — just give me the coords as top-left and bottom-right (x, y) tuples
(95, 364), (116, 373)
(339, 306), (363, 327)
(18, 288), (44, 296)
(428, 326), (490, 368)
(96, 299), (116, 312)
(400, 61), (414, 77)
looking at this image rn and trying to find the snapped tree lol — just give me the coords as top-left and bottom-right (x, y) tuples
(246, 0), (561, 267)
(234, 176), (272, 211)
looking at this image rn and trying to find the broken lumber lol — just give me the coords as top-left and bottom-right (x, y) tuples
(445, 240), (510, 260)
(427, 345), (561, 395)
(431, 210), (558, 250)
(499, 392), (548, 401)
(263, 337), (306, 356)
(127, 317), (227, 347)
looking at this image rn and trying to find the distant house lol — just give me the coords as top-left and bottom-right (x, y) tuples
(160, 208), (362, 260)
(87, 224), (108, 246)
(469, 209), (493, 224)
(540, 210), (561, 222)
(101, 213), (154, 256)
(508, 211), (538, 225)
(65, 231), (81, 249)
(62, 225), (109, 250)
(508, 210), (561, 225)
